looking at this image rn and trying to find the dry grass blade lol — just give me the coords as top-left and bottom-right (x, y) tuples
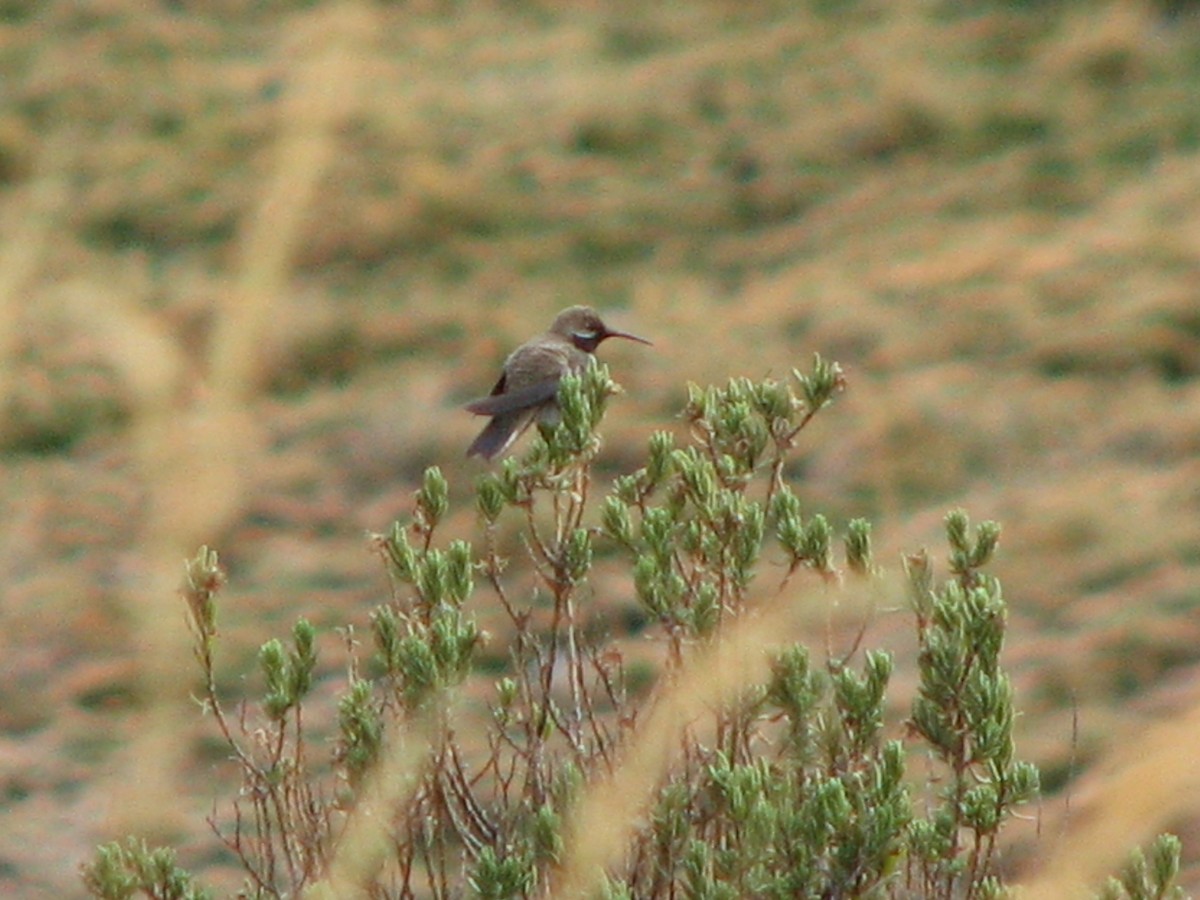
(553, 581), (853, 897)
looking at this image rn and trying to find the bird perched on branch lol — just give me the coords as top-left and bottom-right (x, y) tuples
(465, 306), (651, 460)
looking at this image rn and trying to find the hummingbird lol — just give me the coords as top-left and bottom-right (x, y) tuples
(465, 306), (651, 460)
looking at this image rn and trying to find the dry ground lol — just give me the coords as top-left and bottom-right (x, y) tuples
(2, 0), (1200, 896)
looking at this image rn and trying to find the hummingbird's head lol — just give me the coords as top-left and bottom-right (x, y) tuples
(550, 306), (652, 353)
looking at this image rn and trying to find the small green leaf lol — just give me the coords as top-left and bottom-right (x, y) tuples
(417, 466), (449, 529)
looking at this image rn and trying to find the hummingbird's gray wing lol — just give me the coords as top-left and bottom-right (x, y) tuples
(464, 380), (561, 416)
(466, 340), (578, 460)
(465, 378), (559, 459)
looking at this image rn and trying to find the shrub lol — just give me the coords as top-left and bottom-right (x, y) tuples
(82, 360), (1182, 899)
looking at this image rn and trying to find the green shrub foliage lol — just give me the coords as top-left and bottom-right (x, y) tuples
(82, 362), (1183, 900)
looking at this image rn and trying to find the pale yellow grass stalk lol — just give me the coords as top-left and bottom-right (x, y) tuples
(552, 578), (864, 897)
(0, 136), (71, 419)
(1019, 700), (1200, 898)
(304, 709), (438, 900)
(99, 1), (374, 834)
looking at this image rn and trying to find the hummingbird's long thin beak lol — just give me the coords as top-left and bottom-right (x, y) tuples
(604, 328), (652, 346)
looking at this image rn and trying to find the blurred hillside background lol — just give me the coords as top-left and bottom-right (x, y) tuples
(2, 0), (1199, 896)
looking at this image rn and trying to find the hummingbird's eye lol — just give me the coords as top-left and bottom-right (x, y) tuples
(573, 330), (599, 342)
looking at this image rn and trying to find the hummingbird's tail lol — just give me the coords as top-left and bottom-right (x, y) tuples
(467, 411), (533, 461)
